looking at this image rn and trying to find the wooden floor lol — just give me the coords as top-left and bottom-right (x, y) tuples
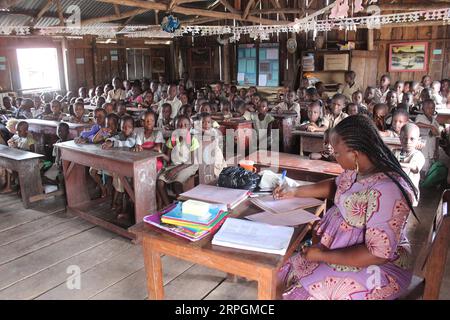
(0, 175), (450, 300)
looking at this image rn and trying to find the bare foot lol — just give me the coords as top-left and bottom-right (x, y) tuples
(100, 186), (108, 198)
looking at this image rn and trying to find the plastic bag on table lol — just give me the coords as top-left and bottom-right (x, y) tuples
(217, 166), (261, 191)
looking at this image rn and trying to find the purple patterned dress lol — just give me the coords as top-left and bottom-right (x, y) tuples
(278, 170), (414, 300)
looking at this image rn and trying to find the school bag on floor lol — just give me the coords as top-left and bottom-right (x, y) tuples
(420, 161), (448, 189)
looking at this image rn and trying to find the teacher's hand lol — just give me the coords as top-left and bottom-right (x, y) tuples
(302, 246), (323, 263)
(273, 185), (296, 200)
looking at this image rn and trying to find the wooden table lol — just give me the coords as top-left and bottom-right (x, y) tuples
(130, 197), (327, 300)
(0, 145), (44, 208)
(436, 109), (450, 125)
(293, 130), (401, 156)
(57, 141), (161, 241)
(25, 119), (91, 159)
(271, 112), (298, 154)
(217, 119), (253, 158)
(235, 150), (344, 182)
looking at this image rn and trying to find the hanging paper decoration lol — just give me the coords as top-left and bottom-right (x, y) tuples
(329, 0), (349, 19)
(354, 0), (364, 13)
(161, 15), (180, 33)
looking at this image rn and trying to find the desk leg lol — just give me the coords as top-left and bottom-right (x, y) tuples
(18, 159), (44, 208)
(143, 237), (164, 300)
(257, 269), (278, 300)
(62, 160), (90, 207)
(133, 158), (157, 223)
(299, 136), (304, 156)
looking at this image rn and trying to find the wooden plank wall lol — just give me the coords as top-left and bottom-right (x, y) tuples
(374, 25), (449, 85)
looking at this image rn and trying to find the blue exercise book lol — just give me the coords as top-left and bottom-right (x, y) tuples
(162, 202), (226, 225)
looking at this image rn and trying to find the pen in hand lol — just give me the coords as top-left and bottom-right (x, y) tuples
(273, 170), (287, 200)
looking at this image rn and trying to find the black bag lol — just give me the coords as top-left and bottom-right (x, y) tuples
(217, 166), (261, 191)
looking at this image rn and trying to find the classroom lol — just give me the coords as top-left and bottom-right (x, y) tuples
(0, 0), (450, 302)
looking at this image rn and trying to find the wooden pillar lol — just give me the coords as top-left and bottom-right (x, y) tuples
(223, 42), (230, 85)
(367, 29), (374, 51)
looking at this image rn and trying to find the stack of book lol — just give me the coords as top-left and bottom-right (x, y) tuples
(143, 201), (229, 242)
(302, 54), (315, 71)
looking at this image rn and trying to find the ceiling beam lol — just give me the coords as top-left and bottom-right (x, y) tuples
(242, 0), (256, 19)
(250, 8), (303, 14)
(218, 0), (240, 14)
(114, 4), (121, 17)
(82, 8), (148, 25)
(55, 0), (64, 26)
(97, 0), (290, 24)
(380, 3), (450, 11)
(269, 0), (286, 21)
(33, 0), (54, 25)
(0, 0), (22, 9)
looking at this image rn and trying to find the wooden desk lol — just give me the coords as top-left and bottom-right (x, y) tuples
(239, 150), (343, 182)
(57, 141), (161, 241)
(271, 112), (298, 154)
(217, 119), (253, 157)
(293, 130), (401, 156)
(130, 197), (326, 300)
(292, 130), (324, 156)
(25, 119), (91, 158)
(0, 145), (44, 208)
(436, 109), (450, 125)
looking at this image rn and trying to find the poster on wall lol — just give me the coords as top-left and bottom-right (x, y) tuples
(388, 42), (428, 72)
(151, 57), (165, 73)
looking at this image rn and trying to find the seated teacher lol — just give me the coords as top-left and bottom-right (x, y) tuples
(274, 115), (417, 300)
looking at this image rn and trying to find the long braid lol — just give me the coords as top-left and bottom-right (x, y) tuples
(332, 115), (419, 221)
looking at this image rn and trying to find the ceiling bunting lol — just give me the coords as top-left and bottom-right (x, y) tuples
(0, 26), (30, 35)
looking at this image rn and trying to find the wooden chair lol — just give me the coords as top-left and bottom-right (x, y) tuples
(399, 189), (450, 300)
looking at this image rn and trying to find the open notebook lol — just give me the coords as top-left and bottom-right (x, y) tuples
(251, 195), (323, 214)
(212, 218), (294, 255)
(180, 184), (250, 210)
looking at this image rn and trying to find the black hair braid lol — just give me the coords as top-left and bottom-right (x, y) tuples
(332, 115), (419, 221)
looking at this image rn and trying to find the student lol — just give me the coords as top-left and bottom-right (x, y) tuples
(141, 91), (157, 111)
(103, 83), (113, 99)
(431, 81), (445, 109)
(251, 99), (274, 149)
(339, 70), (361, 102)
(198, 112), (227, 179)
(372, 103), (389, 131)
(92, 113), (120, 144)
(15, 98), (34, 119)
(392, 123), (425, 206)
(309, 129), (335, 162)
(44, 122), (70, 186)
(106, 77), (126, 103)
(251, 93), (262, 109)
(410, 81), (422, 105)
(157, 103), (174, 132)
(78, 87), (88, 102)
(219, 101), (233, 120)
(351, 90), (367, 114)
(315, 81), (329, 101)
(346, 103), (359, 116)
(322, 94), (348, 129)
(158, 84), (182, 119)
(2, 122), (36, 193)
(0, 119), (17, 145)
(100, 116), (136, 219)
(402, 92), (416, 114)
(157, 115), (200, 207)
(298, 102), (326, 132)
(133, 111), (166, 167)
(415, 99), (440, 172)
(296, 87), (307, 102)
(394, 81), (404, 105)
(235, 100), (252, 121)
(196, 102), (220, 128)
(69, 101), (88, 124)
(117, 101), (128, 118)
(1, 96), (15, 113)
(91, 85), (104, 107)
(273, 90), (302, 126)
(75, 107), (106, 144)
(128, 83), (144, 105)
(275, 114), (418, 300)
(363, 86), (377, 114)
(379, 108), (409, 138)
(42, 100), (64, 121)
(374, 74), (391, 103)
(421, 75), (432, 90)
(385, 90), (398, 112)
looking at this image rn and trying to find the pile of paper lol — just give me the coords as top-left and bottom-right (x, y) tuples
(212, 218), (294, 255)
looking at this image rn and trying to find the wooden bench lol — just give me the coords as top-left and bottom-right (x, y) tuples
(0, 144), (44, 208)
(400, 189), (450, 300)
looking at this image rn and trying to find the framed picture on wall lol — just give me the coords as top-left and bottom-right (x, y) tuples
(388, 42), (428, 72)
(151, 57), (165, 73)
(190, 48), (211, 68)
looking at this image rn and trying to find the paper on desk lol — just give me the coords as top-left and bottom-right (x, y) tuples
(259, 170), (299, 190)
(251, 195), (323, 214)
(246, 209), (319, 226)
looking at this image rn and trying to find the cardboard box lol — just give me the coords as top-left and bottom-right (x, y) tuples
(324, 54), (349, 71)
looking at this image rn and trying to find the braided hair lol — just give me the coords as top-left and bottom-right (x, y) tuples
(331, 114), (419, 221)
